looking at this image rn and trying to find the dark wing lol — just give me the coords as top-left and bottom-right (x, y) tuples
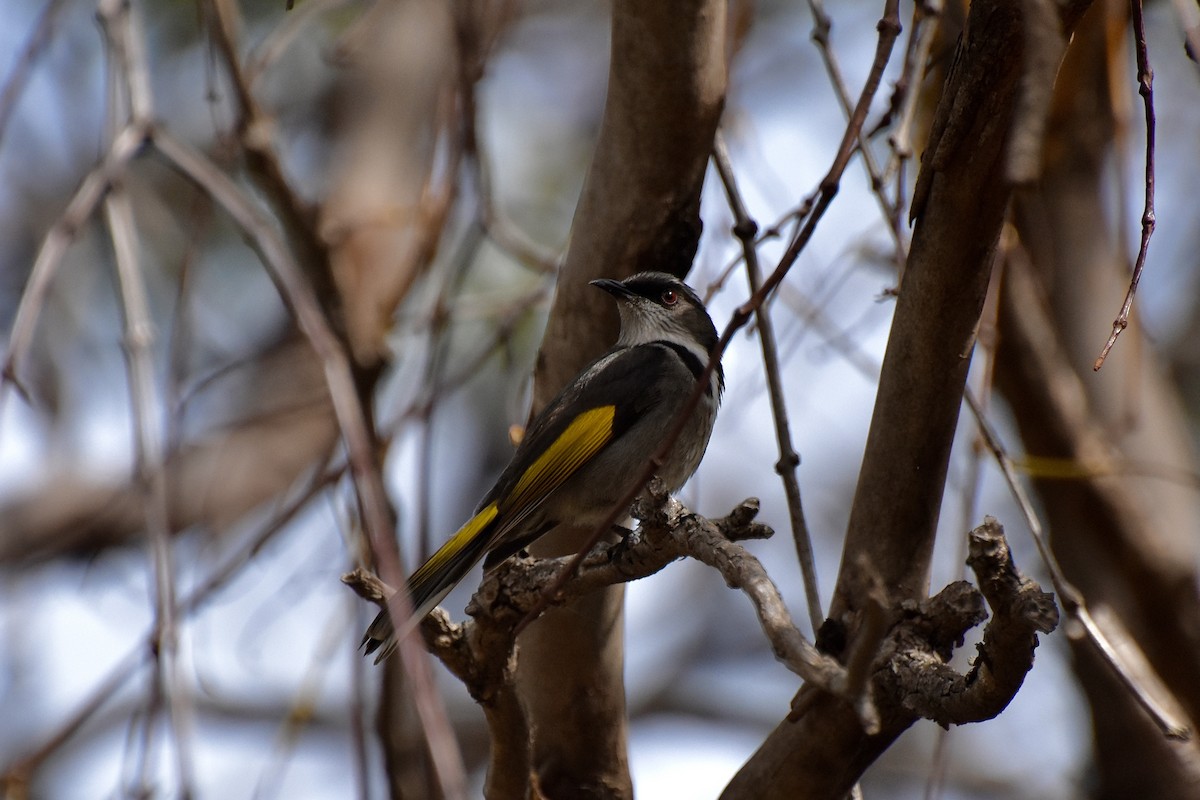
(480, 344), (676, 516)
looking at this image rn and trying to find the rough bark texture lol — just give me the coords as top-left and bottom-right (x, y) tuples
(517, 1), (727, 797)
(723, 1), (1091, 796)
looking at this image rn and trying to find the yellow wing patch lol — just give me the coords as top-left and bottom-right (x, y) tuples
(505, 405), (615, 515)
(409, 502), (499, 592)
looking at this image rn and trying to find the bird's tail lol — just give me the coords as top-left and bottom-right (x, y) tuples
(361, 503), (499, 663)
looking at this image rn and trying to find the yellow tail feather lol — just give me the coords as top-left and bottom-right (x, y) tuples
(408, 502), (499, 601)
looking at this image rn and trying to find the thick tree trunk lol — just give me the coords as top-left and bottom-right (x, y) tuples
(724, 1), (1092, 795)
(999, 2), (1200, 793)
(518, 1), (727, 796)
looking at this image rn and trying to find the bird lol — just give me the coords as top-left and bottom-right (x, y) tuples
(362, 271), (723, 662)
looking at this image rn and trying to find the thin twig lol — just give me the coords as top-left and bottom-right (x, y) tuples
(702, 204), (803, 302)
(452, 4), (559, 275)
(245, 0), (357, 82)
(777, 0), (903, 292)
(1, 463), (343, 786)
(252, 603), (348, 800)
(885, 0), (942, 254)
(151, 128), (468, 798)
(1094, 0), (1156, 371)
(348, 606), (372, 800)
(205, 0), (329, 296)
(106, 187), (197, 798)
(0, 645), (148, 796)
(0, 122), (147, 413)
(712, 131), (824, 636)
(773, 281), (879, 381)
(414, 223), (486, 559)
(962, 390), (1079, 620)
(96, 0), (195, 791)
(513, 0), (903, 704)
(384, 283), (551, 432)
(164, 190), (212, 461)
(885, 0), (941, 169)
(962, 388), (1190, 739)
(805, 0), (907, 261)
(0, 0), (68, 151)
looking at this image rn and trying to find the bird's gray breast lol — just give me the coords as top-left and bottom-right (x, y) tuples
(630, 341), (719, 491)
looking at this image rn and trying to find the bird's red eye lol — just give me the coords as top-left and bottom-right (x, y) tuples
(661, 289), (678, 306)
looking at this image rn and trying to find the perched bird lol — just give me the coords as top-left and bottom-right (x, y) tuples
(363, 271), (723, 662)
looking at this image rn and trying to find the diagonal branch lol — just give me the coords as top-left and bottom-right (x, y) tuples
(725, 1), (1096, 796)
(151, 128), (468, 797)
(0, 122), (147, 408)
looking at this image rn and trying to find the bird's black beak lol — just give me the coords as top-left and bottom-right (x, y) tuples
(590, 278), (634, 299)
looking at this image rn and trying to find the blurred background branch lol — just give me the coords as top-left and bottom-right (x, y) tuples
(1, 0), (1198, 798)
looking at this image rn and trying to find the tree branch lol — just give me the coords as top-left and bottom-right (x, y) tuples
(713, 132), (824, 637)
(889, 518), (1059, 725)
(345, 482), (878, 798)
(518, 0), (729, 794)
(726, 1), (1094, 795)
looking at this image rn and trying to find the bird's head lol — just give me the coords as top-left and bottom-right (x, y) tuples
(590, 272), (718, 357)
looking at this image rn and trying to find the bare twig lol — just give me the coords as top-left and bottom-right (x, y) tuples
(106, 187), (197, 797)
(450, 4), (558, 275)
(629, 492), (847, 700)
(805, 0), (907, 260)
(205, 0), (329, 296)
(1094, 0), (1156, 370)
(883, 0), (942, 279)
(413, 224), (486, 558)
(962, 389), (1190, 739)
(712, 131), (824, 636)
(151, 129), (469, 796)
(0, 122), (147, 412)
(886, 0), (942, 171)
(0, 0), (68, 150)
(245, 0), (357, 82)
(516, 0), (902, 649)
(252, 604), (349, 800)
(777, 0), (903, 291)
(1, 463), (343, 787)
(383, 283), (552, 434)
(702, 203), (803, 302)
(96, 0), (195, 791)
(0, 645), (146, 797)
(348, 595), (372, 800)
(774, 282), (880, 381)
